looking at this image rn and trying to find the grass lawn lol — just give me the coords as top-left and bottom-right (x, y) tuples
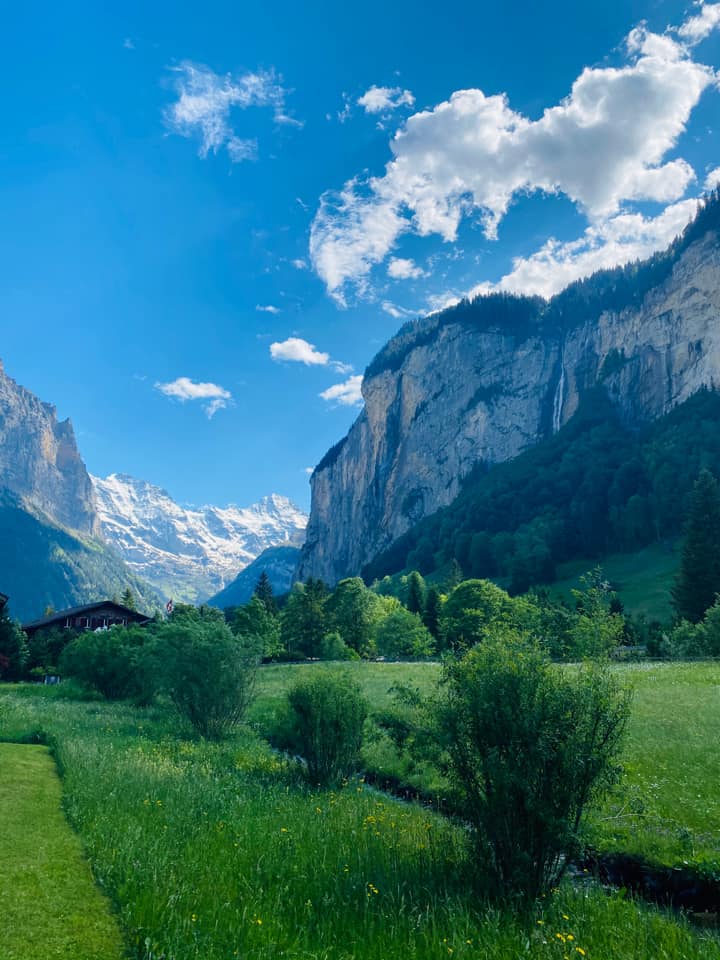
(2, 666), (720, 959)
(0, 742), (125, 960)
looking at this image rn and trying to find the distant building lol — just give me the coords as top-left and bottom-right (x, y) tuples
(22, 601), (150, 639)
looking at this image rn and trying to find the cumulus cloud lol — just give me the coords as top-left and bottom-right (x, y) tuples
(270, 337), (330, 365)
(311, 14), (719, 304)
(155, 377), (233, 418)
(256, 304), (281, 314)
(387, 256), (425, 279)
(678, 2), (720, 44)
(164, 61), (299, 162)
(319, 374), (364, 406)
(357, 85), (415, 114)
(269, 337), (354, 374)
(705, 166), (720, 190)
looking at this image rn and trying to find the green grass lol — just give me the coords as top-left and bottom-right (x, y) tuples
(0, 741), (125, 960)
(545, 543), (680, 621)
(254, 661), (720, 872)
(2, 674), (720, 959)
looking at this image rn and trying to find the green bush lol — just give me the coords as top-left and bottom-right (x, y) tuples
(284, 672), (368, 786)
(59, 628), (139, 699)
(159, 618), (258, 738)
(437, 634), (630, 903)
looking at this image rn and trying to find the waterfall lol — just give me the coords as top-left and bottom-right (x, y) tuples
(552, 348), (565, 434)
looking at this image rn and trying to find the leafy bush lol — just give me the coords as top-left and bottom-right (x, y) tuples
(158, 618), (258, 738)
(59, 627), (149, 699)
(437, 634), (630, 903)
(284, 672), (368, 786)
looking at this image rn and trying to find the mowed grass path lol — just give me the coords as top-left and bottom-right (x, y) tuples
(0, 742), (125, 960)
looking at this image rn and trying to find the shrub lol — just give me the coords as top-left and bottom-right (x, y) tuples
(59, 628), (139, 699)
(285, 672), (368, 786)
(158, 619), (257, 738)
(437, 633), (630, 903)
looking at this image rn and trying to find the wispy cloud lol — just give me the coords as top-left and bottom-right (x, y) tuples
(357, 85), (415, 114)
(154, 376), (233, 418)
(256, 304), (281, 314)
(311, 8), (720, 305)
(678, 2), (720, 44)
(164, 61), (300, 163)
(319, 374), (364, 407)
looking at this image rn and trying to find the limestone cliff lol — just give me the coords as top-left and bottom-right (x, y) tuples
(298, 204), (720, 585)
(0, 360), (99, 535)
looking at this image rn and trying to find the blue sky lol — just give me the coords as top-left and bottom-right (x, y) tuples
(2, 1), (719, 510)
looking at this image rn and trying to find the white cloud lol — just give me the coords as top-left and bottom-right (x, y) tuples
(678, 3), (720, 44)
(123, 37), (135, 50)
(270, 337), (329, 365)
(387, 256), (425, 279)
(319, 374), (364, 406)
(304, 466), (314, 475)
(154, 377), (233, 418)
(291, 258), (308, 270)
(705, 166), (720, 190)
(256, 304), (281, 314)
(358, 85), (415, 114)
(462, 198), (700, 300)
(164, 62), (299, 162)
(270, 337), (353, 374)
(382, 301), (414, 318)
(311, 16), (717, 304)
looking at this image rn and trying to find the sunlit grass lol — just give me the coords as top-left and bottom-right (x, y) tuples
(0, 741), (125, 960)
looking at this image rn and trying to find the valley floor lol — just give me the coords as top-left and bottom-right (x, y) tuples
(1, 661), (719, 959)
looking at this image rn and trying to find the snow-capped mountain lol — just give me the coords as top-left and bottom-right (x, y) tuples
(91, 473), (307, 603)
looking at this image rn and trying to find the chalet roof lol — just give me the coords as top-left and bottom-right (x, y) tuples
(22, 600), (150, 632)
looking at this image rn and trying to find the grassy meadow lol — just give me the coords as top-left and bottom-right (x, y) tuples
(2, 660), (720, 959)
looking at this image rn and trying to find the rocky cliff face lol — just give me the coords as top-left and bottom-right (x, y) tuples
(0, 360), (98, 534)
(92, 474), (307, 603)
(299, 222), (720, 585)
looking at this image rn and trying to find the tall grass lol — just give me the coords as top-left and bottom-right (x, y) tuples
(1, 680), (719, 959)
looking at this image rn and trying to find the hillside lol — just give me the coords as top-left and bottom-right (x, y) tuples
(362, 387), (720, 595)
(0, 491), (159, 622)
(299, 192), (720, 584)
(208, 545), (301, 609)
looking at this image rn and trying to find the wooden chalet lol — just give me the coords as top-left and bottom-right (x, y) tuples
(22, 601), (150, 639)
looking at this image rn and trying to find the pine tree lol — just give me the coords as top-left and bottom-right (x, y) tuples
(254, 571), (276, 615)
(406, 571), (426, 614)
(422, 587), (442, 640)
(672, 469), (720, 622)
(121, 587), (136, 611)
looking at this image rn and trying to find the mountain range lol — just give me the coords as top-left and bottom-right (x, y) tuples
(92, 474), (306, 603)
(0, 360), (306, 619)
